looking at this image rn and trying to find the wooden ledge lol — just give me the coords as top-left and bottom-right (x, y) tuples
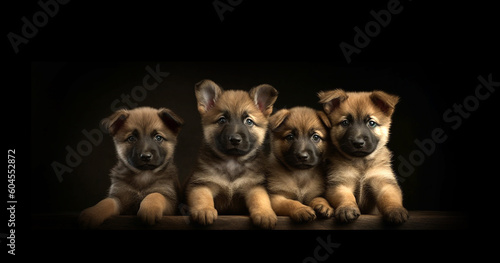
(32, 211), (467, 230)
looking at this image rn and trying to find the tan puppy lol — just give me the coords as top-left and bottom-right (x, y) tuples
(267, 107), (333, 222)
(185, 79), (279, 229)
(318, 89), (409, 224)
(79, 107), (183, 228)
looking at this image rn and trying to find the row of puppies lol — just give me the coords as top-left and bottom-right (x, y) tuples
(79, 79), (409, 229)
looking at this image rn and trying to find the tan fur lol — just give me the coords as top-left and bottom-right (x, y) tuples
(79, 107), (182, 228)
(79, 197), (120, 229)
(246, 186), (278, 229)
(266, 107), (333, 222)
(318, 90), (393, 156)
(186, 80), (278, 229)
(138, 192), (173, 225)
(187, 186), (218, 225)
(201, 90), (269, 156)
(318, 89), (409, 224)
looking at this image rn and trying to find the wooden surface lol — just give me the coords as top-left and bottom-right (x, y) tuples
(32, 211), (467, 230)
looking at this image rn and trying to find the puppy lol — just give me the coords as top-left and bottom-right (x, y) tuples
(185, 79), (278, 229)
(318, 89), (409, 224)
(267, 107), (334, 222)
(79, 106), (183, 228)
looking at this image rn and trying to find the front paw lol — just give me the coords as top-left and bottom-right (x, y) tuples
(137, 204), (163, 225)
(383, 206), (409, 225)
(334, 205), (360, 223)
(290, 206), (316, 222)
(190, 207), (218, 225)
(312, 203), (334, 218)
(251, 210), (278, 229)
(79, 207), (106, 229)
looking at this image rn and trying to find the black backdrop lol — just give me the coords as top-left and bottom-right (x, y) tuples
(6, 0), (500, 260)
(31, 62), (475, 213)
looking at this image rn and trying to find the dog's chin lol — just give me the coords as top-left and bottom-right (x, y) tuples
(223, 147), (251, 157)
(339, 144), (376, 158)
(345, 150), (373, 158)
(291, 163), (315, 170)
(135, 164), (160, 170)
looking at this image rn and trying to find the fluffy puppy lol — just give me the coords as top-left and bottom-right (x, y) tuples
(79, 107), (183, 228)
(267, 107), (333, 222)
(185, 79), (279, 229)
(318, 89), (409, 224)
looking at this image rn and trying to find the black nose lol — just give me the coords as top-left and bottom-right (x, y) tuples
(296, 151), (309, 161)
(140, 152), (152, 161)
(352, 139), (365, 149)
(229, 134), (242, 146)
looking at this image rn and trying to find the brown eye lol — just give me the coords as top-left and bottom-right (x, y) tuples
(217, 116), (227, 125)
(127, 136), (137, 142)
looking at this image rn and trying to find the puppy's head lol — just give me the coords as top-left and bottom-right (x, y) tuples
(269, 107), (331, 169)
(318, 89), (398, 158)
(195, 79), (278, 158)
(102, 107), (183, 172)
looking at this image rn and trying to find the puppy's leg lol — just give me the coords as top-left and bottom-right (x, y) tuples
(364, 170), (409, 224)
(326, 185), (360, 223)
(137, 193), (174, 225)
(309, 197), (333, 218)
(377, 184), (408, 224)
(362, 168), (409, 224)
(270, 194), (316, 222)
(79, 197), (120, 229)
(187, 186), (218, 225)
(246, 186), (278, 229)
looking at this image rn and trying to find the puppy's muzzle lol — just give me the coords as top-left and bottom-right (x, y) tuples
(295, 151), (310, 161)
(140, 152), (153, 162)
(351, 137), (367, 149)
(229, 134), (242, 146)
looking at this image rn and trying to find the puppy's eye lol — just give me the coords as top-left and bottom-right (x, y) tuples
(127, 136), (137, 142)
(367, 120), (378, 128)
(285, 134), (294, 141)
(154, 134), (164, 142)
(217, 116), (227, 125)
(244, 117), (254, 126)
(311, 133), (322, 143)
(340, 119), (350, 127)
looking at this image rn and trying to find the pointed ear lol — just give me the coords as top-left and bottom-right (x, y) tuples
(195, 79), (223, 115)
(317, 89), (348, 114)
(101, 109), (129, 136)
(158, 108), (184, 135)
(370, 90), (399, 117)
(249, 84), (278, 117)
(269, 109), (290, 131)
(316, 110), (331, 129)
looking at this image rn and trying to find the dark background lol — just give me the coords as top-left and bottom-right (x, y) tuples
(5, 0), (500, 260)
(30, 62), (471, 213)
